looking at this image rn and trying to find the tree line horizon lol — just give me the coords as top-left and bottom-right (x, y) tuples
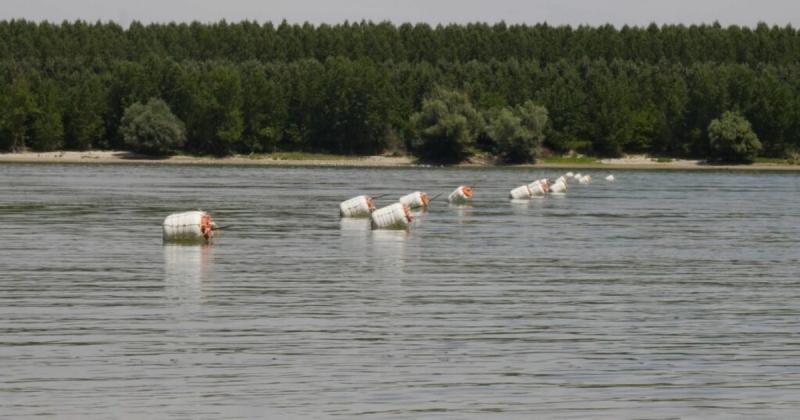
(1, 19), (799, 163)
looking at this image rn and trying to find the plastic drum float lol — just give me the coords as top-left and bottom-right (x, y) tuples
(528, 179), (549, 196)
(550, 179), (568, 194)
(448, 186), (474, 204)
(163, 211), (216, 243)
(339, 195), (376, 217)
(371, 203), (413, 230)
(399, 191), (430, 209)
(509, 185), (533, 199)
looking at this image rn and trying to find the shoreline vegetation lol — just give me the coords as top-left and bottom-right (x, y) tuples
(2, 151), (799, 171)
(3, 21), (800, 165)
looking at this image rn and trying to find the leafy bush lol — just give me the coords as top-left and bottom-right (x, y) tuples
(785, 151), (800, 165)
(120, 98), (186, 155)
(410, 88), (484, 164)
(486, 101), (548, 163)
(707, 111), (762, 164)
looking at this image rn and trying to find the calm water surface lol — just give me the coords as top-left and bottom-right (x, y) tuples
(1, 163), (799, 419)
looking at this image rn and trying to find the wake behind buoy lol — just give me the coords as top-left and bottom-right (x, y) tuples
(399, 191), (430, 209)
(339, 195), (376, 218)
(163, 211), (216, 243)
(448, 186), (473, 204)
(371, 203), (413, 230)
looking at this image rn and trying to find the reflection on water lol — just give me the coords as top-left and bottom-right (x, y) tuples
(163, 244), (213, 303)
(368, 228), (409, 273)
(339, 217), (371, 234)
(509, 198), (532, 214)
(448, 202), (474, 224)
(339, 217), (372, 269)
(2, 164), (800, 418)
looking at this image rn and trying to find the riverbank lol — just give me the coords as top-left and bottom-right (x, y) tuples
(1, 151), (799, 171)
(0, 151), (412, 167)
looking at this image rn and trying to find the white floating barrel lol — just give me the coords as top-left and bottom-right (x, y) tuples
(371, 203), (413, 230)
(605, 174), (615, 182)
(163, 211), (215, 243)
(550, 179), (567, 194)
(339, 195), (375, 218)
(448, 186), (473, 204)
(399, 191), (430, 209)
(528, 179), (549, 196)
(541, 179), (552, 193)
(509, 185), (532, 199)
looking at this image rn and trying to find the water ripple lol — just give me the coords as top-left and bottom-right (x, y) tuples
(1, 164), (800, 418)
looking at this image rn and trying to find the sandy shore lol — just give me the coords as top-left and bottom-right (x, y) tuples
(513, 154), (799, 171)
(1, 151), (798, 171)
(0, 151), (413, 167)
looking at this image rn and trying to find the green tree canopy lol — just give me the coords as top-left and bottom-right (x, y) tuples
(707, 111), (762, 164)
(28, 78), (65, 151)
(120, 98), (186, 155)
(4, 20), (800, 161)
(0, 77), (37, 152)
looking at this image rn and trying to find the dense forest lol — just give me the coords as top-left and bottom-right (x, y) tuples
(1, 20), (800, 162)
